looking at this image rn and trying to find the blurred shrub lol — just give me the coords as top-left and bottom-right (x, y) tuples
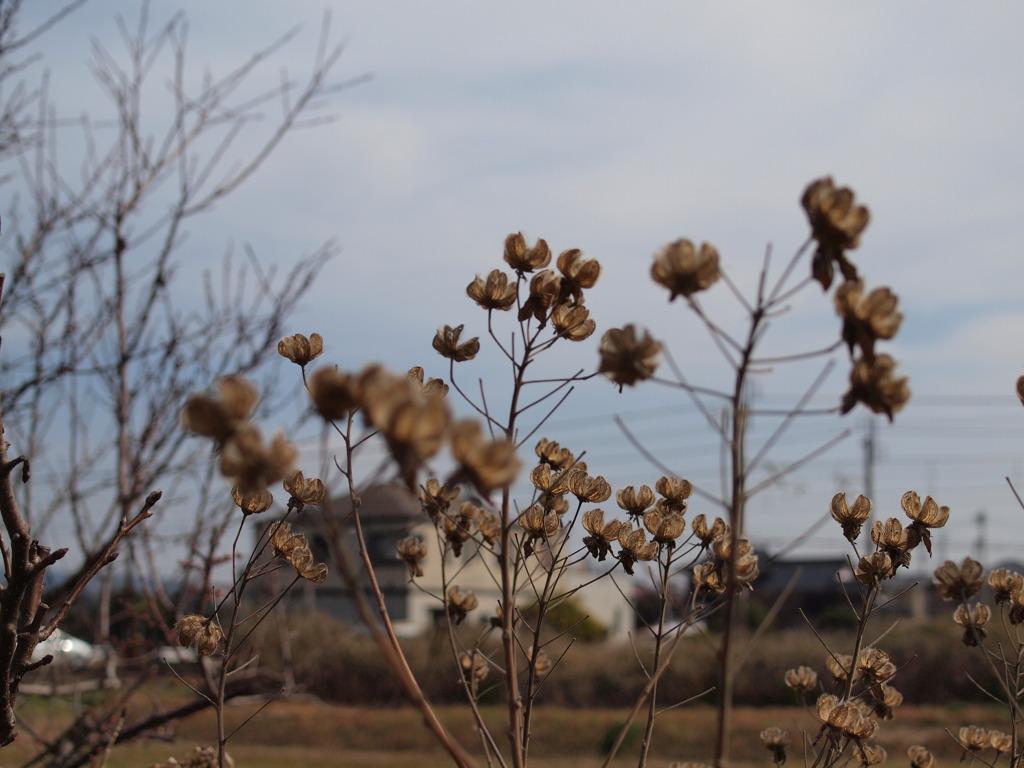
(249, 610), (995, 708)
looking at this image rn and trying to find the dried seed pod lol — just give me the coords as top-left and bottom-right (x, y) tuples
(933, 558), (984, 601)
(651, 239), (721, 300)
(432, 324), (479, 362)
(598, 325), (661, 389)
(450, 419), (520, 496)
(396, 537), (428, 578)
(783, 666), (818, 694)
(503, 232), (551, 273)
(308, 367), (357, 421)
(831, 492), (872, 542)
(175, 615), (222, 657)
(988, 568), (1024, 603)
(446, 586), (478, 624)
(841, 354), (910, 422)
(467, 269), (518, 311)
(959, 725), (991, 752)
(907, 745), (937, 768)
(231, 486), (273, 515)
(284, 469), (326, 507)
(277, 333), (324, 366)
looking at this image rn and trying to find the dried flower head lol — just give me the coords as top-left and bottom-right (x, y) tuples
(287, 545), (328, 583)
(450, 419), (521, 496)
(872, 683), (903, 719)
(858, 743), (886, 766)
(358, 366), (451, 488)
(408, 366), (449, 398)
(802, 176), (869, 290)
(598, 325), (661, 389)
(656, 476), (693, 512)
(841, 353), (910, 422)
(933, 557), (984, 601)
(907, 745), (937, 768)
(220, 424), (297, 494)
(900, 491), (948, 526)
(284, 469), (326, 507)
(231, 486), (273, 515)
(555, 248), (601, 303)
(760, 727), (790, 765)
(277, 332), (324, 367)
(703, 535), (760, 591)
(518, 504), (560, 545)
(643, 508), (686, 546)
(989, 730), (1012, 753)
(476, 511), (502, 545)
(504, 232), (552, 273)
(564, 468), (612, 503)
(467, 269), (518, 311)
(616, 524), (658, 575)
(460, 651), (489, 683)
(175, 615), (222, 657)
(834, 281), (902, 361)
(582, 509), (623, 561)
(530, 465), (570, 496)
(959, 725), (991, 752)
(181, 377), (259, 442)
(855, 551), (894, 586)
(541, 492), (570, 516)
(616, 485), (654, 517)
(518, 269), (563, 324)
(988, 568), (1024, 604)
(268, 521), (327, 583)
(532, 649), (552, 677)
(1009, 588), (1024, 625)
(269, 521), (304, 558)
(901, 490), (949, 554)
(397, 537), (428, 578)
(692, 514), (727, 546)
(446, 586), (478, 624)
(535, 438), (575, 470)
(308, 367), (357, 421)
(817, 694), (875, 739)
(420, 479), (460, 521)
(871, 517), (911, 568)
(784, 666), (818, 694)
(162, 745), (234, 768)
(825, 653), (856, 682)
(692, 561), (725, 595)
(442, 508), (475, 556)
(831, 492), (872, 542)
(651, 239), (721, 300)
(432, 324), (480, 362)
(856, 648), (896, 686)
(551, 302), (596, 341)
(442, 504), (475, 556)
(953, 602), (991, 646)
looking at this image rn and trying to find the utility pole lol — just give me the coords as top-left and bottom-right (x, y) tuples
(974, 509), (988, 564)
(862, 417), (877, 549)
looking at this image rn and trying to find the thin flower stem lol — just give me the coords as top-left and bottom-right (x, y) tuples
(746, 359), (836, 475)
(637, 552), (672, 768)
(766, 237), (814, 305)
(750, 339), (843, 366)
(612, 415), (726, 511)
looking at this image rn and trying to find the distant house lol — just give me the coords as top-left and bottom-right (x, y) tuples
(753, 556), (854, 625)
(280, 485), (637, 642)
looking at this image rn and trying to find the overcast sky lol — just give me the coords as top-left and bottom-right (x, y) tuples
(12, 2), (1024, 571)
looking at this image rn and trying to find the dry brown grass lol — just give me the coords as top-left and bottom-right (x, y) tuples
(154, 700), (1019, 765)
(6, 691), (1008, 767)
